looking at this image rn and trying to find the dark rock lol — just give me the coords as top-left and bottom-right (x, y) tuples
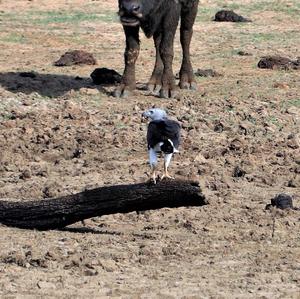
(72, 148), (83, 159)
(214, 10), (251, 22)
(237, 50), (252, 56)
(90, 68), (122, 85)
(214, 121), (224, 132)
(258, 56), (300, 70)
(20, 169), (31, 180)
(54, 50), (97, 67)
(266, 193), (294, 210)
(232, 165), (246, 178)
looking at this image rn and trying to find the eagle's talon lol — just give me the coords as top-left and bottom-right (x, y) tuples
(161, 173), (174, 180)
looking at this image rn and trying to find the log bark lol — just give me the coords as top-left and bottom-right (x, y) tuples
(0, 180), (206, 230)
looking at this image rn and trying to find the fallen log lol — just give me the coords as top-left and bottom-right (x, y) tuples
(0, 180), (206, 230)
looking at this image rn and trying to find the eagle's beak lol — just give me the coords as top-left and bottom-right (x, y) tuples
(141, 112), (148, 122)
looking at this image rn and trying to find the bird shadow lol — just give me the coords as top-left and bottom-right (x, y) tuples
(0, 71), (111, 97)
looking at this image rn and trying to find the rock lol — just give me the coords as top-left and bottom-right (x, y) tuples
(265, 193), (294, 210)
(287, 133), (299, 149)
(84, 269), (98, 276)
(273, 82), (290, 89)
(99, 259), (117, 272)
(20, 169), (31, 179)
(193, 153), (207, 163)
(232, 165), (246, 178)
(237, 50), (252, 56)
(37, 281), (56, 289)
(79, 87), (99, 95)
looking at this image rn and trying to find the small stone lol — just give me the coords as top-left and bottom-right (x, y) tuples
(99, 259), (117, 272)
(79, 87), (99, 96)
(287, 134), (299, 149)
(237, 50), (252, 56)
(20, 169), (31, 179)
(233, 166), (246, 178)
(84, 269), (98, 276)
(37, 281), (56, 289)
(273, 82), (290, 89)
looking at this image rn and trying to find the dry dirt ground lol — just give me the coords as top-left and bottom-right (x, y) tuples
(0, 0), (300, 298)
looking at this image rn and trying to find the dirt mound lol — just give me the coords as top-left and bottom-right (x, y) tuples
(214, 10), (251, 22)
(54, 50), (97, 67)
(258, 56), (300, 70)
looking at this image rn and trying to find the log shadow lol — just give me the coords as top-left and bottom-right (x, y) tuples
(60, 226), (123, 236)
(0, 71), (111, 97)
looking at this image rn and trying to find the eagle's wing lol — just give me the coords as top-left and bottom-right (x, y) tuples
(147, 119), (181, 150)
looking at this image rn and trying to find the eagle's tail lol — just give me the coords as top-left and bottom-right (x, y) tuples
(161, 139), (179, 154)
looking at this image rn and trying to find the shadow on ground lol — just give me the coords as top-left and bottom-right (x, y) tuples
(60, 226), (123, 236)
(0, 71), (104, 97)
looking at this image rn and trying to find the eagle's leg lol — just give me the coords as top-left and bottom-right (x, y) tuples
(149, 148), (158, 184)
(162, 153), (174, 180)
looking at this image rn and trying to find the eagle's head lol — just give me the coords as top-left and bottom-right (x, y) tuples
(142, 108), (167, 121)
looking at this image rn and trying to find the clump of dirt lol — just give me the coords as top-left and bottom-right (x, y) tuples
(237, 50), (252, 56)
(90, 68), (122, 85)
(258, 56), (300, 70)
(214, 10), (251, 22)
(194, 68), (222, 77)
(54, 50), (97, 67)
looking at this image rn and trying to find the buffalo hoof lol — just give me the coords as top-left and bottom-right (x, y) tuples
(147, 84), (162, 96)
(113, 85), (133, 98)
(179, 81), (198, 90)
(159, 88), (179, 99)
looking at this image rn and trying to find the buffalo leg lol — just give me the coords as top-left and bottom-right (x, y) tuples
(147, 31), (163, 96)
(114, 26), (140, 98)
(179, 1), (198, 90)
(159, 8), (180, 98)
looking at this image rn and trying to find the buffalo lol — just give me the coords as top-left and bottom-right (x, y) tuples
(114, 0), (199, 98)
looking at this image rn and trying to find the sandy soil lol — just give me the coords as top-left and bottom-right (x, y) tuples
(0, 0), (299, 298)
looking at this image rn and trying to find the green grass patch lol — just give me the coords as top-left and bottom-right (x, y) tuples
(267, 115), (284, 130)
(282, 98), (300, 109)
(0, 10), (117, 27)
(1, 33), (27, 44)
(197, 7), (217, 22)
(244, 0), (300, 16)
(29, 10), (117, 25)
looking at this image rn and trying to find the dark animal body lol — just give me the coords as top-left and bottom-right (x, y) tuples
(115, 0), (199, 98)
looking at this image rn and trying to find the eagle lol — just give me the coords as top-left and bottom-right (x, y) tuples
(142, 108), (181, 183)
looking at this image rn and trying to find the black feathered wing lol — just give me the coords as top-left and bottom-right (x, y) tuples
(147, 119), (180, 152)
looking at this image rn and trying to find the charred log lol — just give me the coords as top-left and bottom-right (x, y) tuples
(0, 180), (206, 230)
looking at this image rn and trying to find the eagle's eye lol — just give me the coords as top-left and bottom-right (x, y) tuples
(150, 110), (154, 114)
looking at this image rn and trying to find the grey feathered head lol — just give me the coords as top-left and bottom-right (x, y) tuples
(142, 108), (167, 121)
